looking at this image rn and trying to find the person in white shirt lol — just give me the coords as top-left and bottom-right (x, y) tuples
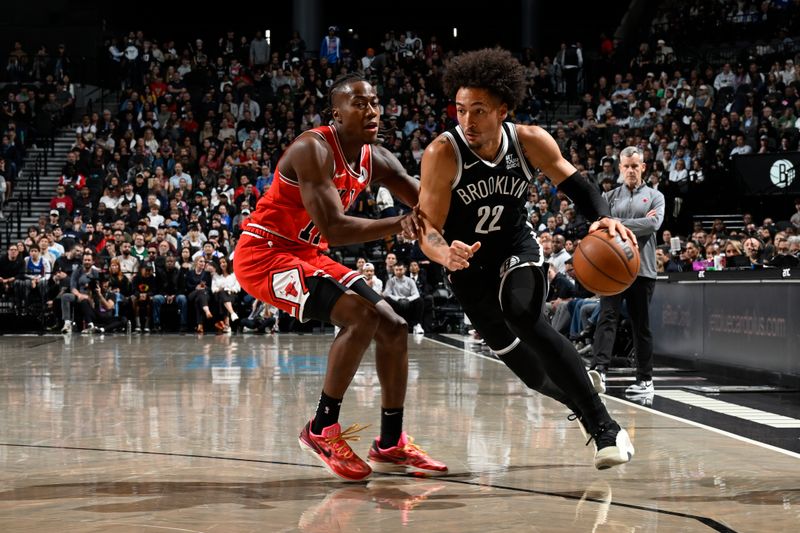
(116, 241), (139, 280)
(780, 59), (797, 86)
(549, 235), (572, 274)
(713, 63), (736, 92)
(383, 263), (424, 334)
(362, 262), (383, 294)
(211, 256), (240, 333)
(729, 135), (753, 158)
(147, 202), (165, 229)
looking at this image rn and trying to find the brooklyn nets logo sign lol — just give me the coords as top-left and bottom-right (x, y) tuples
(769, 159), (795, 189)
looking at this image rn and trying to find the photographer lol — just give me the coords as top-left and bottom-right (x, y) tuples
(89, 274), (127, 333)
(240, 300), (277, 334)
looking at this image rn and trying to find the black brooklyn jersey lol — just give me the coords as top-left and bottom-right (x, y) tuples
(441, 122), (540, 266)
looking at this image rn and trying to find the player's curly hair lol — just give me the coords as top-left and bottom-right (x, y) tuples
(442, 48), (526, 110)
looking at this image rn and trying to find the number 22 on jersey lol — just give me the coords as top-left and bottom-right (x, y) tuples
(475, 205), (503, 234)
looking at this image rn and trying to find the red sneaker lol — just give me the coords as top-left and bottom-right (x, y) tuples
(298, 420), (372, 481)
(368, 432), (448, 476)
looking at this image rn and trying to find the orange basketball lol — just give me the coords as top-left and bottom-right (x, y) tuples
(572, 229), (640, 296)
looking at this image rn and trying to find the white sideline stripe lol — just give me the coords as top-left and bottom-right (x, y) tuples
(421, 336), (800, 460)
(655, 390), (800, 428)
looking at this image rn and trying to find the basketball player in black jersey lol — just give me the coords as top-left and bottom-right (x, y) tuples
(418, 48), (638, 469)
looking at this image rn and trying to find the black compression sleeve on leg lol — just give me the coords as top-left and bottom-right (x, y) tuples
(500, 266), (612, 433)
(557, 171), (611, 222)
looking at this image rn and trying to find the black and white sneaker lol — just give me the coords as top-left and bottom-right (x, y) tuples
(591, 422), (635, 470)
(625, 380), (654, 395)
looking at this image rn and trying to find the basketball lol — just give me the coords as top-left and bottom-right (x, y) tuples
(572, 229), (640, 296)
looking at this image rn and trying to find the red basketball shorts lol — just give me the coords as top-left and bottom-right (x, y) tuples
(233, 227), (362, 321)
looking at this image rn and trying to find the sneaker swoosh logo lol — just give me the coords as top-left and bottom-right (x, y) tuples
(463, 161), (480, 170)
(320, 447), (332, 458)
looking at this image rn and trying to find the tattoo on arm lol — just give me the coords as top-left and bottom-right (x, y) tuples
(437, 138), (448, 145)
(426, 233), (448, 247)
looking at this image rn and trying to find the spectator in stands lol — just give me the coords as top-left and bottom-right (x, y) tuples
(211, 256), (240, 333)
(249, 31), (270, 68)
(168, 163), (192, 192)
(131, 233), (149, 262)
(116, 241), (139, 280)
(153, 254), (187, 332)
(549, 234), (572, 274)
(0, 159), (7, 217)
(50, 184), (73, 217)
(742, 236), (764, 266)
(60, 249), (97, 333)
(320, 26), (341, 67)
(383, 263), (424, 335)
(361, 262), (383, 294)
(0, 245), (24, 303)
(768, 233), (799, 268)
(59, 152), (86, 195)
(131, 262), (157, 332)
(185, 255), (213, 333)
(255, 163), (273, 193)
(714, 63), (735, 92)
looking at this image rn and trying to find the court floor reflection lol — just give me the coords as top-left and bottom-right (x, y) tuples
(0, 334), (797, 532)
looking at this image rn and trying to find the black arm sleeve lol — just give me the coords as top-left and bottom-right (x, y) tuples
(557, 171), (610, 221)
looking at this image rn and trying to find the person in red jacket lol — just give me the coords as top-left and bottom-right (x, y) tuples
(49, 184), (73, 215)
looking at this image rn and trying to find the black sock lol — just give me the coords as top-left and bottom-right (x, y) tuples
(379, 407), (404, 448)
(312, 391), (342, 434)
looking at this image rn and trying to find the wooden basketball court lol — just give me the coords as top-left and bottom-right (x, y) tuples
(0, 333), (797, 532)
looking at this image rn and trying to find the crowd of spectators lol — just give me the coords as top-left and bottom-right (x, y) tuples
(1, 14), (799, 335)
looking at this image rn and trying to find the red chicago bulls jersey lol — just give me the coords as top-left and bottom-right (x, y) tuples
(246, 125), (373, 251)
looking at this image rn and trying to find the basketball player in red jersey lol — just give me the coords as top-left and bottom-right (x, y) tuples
(234, 73), (447, 481)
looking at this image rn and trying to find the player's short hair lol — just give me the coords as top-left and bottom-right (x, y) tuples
(323, 73), (369, 122)
(442, 48), (526, 110)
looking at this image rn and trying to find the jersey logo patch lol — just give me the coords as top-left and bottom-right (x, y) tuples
(499, 255), (520, 278)
(505, 154), (520, 170)
(271, 267), (307, 306)
(464, 160), (480, 170)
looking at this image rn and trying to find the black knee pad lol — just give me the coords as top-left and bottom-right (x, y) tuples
(499, 265), (547, 331)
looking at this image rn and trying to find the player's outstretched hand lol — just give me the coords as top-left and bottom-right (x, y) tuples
(589, 218), (638, 247)
(446, 240), (481, 271)
(400, 208), (422, 240)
